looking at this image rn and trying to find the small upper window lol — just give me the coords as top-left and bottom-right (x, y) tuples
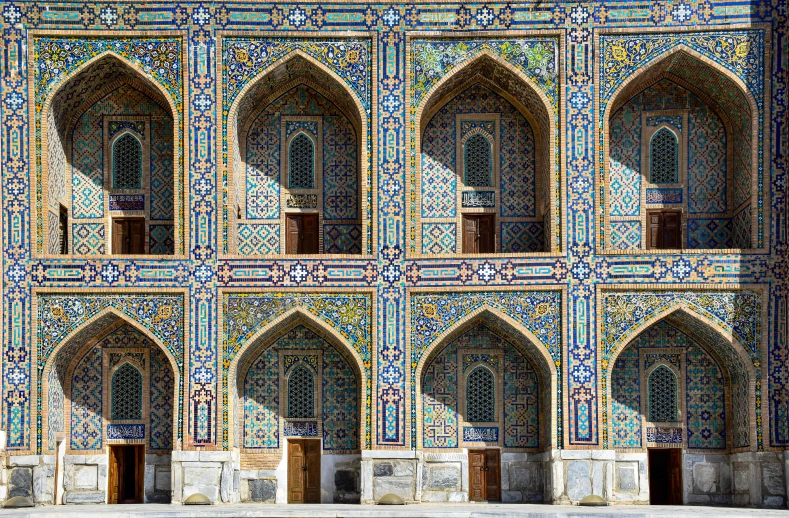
(650, 128), (679, 184)
(648, 365), (678, 422)
(466, 366), (495, 422)
(464, 134), (493, 188)
(111, 363), (143, 420)
(287, 366), (315, 419)
(289, 134), (315, 189)
(112, 133), (143, 189)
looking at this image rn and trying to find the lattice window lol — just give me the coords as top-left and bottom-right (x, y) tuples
(464, 134), (493, 187)
(112, 133), (143, 189)
(648, 365), (678, 422)
(467, 366), (495, 422)
(650, 128), (679, 184)
(287, 366), (315, 419)
(111, 363), (143, 420)
(289, 133), (315, 189)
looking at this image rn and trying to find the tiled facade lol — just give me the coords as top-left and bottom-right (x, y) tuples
(0, 0), (787, 509)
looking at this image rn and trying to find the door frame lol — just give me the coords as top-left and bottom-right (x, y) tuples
(108, 444), (145, 504)
(286, 438), (322, 504)
(647, 447), (683, 505)
(467, 448), (501, 502)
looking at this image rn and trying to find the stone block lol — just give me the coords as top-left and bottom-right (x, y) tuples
(502, 490), (523, 502)
(686, 493), (711, 504)
(42, 455), (56, 465)
(509, 462), (541, 492)
(373, 462), (393, 477)
(335, 469), (357, 492)
(733, 463), (751, 493)
(393, 460), (414, 476)
(9, 467), (33, 498)
(84, 455), (107, 466)
(591, 450), (616, 460)
(63, 491), (104, 504)
(561, 450), (592, 460)
(374, 476), (414, 501)
(617, 464), (637, 492)
(171, 451), (200, 462)
(362, 450), (417, 459)
(220, 462), (233, 502)
(74, 465), (98, 490)
(33, 464), (54, 504)
(565, 460), (591, 502)
(144, 465), (155, 492)
(183, 466), (221, 486)
(448, 491), (468, 502)
(146, 454), (171, 466)
(764, 496), (784, 508)
(201, 451), (232, 462)
(239, 470), (257, 479)
(9, 456), (40, 467)
(428, 465), (460, 490)
(762, 463), (785, 496)
(155, 468), (171, 491)
(248, 479), (276, 502)
(694, 463), (719, 494)
(64, 455), (87, 465)
(420, 490), (447, 502)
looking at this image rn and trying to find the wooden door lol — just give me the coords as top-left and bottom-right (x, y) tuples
(108, 446), (120, 504)
(647, 211), (682, 250)
(112, 218), (145, 254)
(288, 439), (321, 503)
(468, 450), (486, 501)
(668, 449), (683, 505)
(286, 215), (319, 255)
(135, 445), (145, 503)
(462, 215), (495, 254)
(304, 440), (321, 503)
(484, 449), (501, 501)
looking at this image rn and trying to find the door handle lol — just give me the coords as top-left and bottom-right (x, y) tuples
(302, 466), (307, 472)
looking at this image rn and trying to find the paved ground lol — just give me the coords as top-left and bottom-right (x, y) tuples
(2, 503), (788, 518)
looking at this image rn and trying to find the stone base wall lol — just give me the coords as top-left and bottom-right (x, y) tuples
(171, 451), (239, 504)
(6, 454), (57, 504)
(62, 455), (106, 504)
(613, 452), (649, 504)
(549, 449), (614, 504)
(144, 454), (172, 503)
(685, 453), (732, 505)
(729, 452), (786, 508)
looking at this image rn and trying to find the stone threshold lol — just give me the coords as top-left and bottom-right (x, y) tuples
(3, 504), (788, 518)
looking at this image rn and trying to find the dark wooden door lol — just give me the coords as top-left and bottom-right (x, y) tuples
(468, 450), (486, 501)
(647, 211), (682, 250)
(648, 448), (683, 505)
(59, 206), (69, 254)
(286, 215), (319, 254)
(469, 449), (500, 502)
(112, 218), (145, 254)
(288, 439), (320, 503)
(462, 215), (495, 254)
(484, 449), (501, 501)
(108, 446), (120, 504)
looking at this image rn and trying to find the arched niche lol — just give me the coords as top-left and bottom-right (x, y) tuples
(606, 308), (757, 453)
(39, 53), (180, 256)
(225, 52), (368, 257)
(604, 47), (760, 251)
(415, 308), (557, 452)
(227, 310), (365, 456)
(414, 53), (557, 255)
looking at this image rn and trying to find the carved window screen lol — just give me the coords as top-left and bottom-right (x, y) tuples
(288, 134), (315, 189)
(650, 128), (679, 184)
(464, 134), (493, 187)
(648, 365), (678, 422)
(466, 366), (495, 422)
(111, 363), (143, 420)
(112, 133), (143, 189)
(287, 366), (315, 419)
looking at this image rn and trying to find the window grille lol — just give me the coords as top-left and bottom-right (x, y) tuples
(111, 363), (143, 420)
(287, 366), (315, 419)
(648, 365), (678, 422)
(650, 128), (679, 184)
(466, 366), (495, 422)
(464, 134), (493, 187)
(289, 134), (315, 189)
(112, 133), (143, 189)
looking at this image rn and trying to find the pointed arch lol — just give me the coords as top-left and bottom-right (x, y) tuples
(602, 44), (761, 250)
(110, 362), (144, 420)
(223, 49), (370, 256)
(603, 303), (757, 451)
(412, 50), (558, 254)
(40, 307), (181, 453)
(414, 305), (557, 450)
(225, 306), (367, 451)
(37, 50), (183, 256)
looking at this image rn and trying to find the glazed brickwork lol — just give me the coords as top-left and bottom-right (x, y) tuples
(0, 1), (786, 469)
